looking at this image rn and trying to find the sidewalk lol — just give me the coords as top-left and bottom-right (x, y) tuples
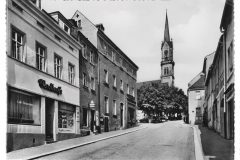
(7, 124), (147, 160)
(198, 125), (234, 160)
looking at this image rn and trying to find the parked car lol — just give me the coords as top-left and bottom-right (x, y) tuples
(139, 118), (149, 123)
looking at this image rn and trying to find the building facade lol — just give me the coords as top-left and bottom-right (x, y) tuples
(161, 11), (175, 87)
(187, 73), (205, 125)
(7, 0), (82, 151)
(72, 11), (139, 132)
(203, 0), (234, 140)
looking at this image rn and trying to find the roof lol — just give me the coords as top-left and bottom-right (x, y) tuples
(164, 11), (170, 42)
(220, 0), (233, 31)
(188, 73), (205, 91)
(97, 29), (139, 70)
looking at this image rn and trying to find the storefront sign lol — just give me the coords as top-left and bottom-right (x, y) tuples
(38, 79), (62, 95)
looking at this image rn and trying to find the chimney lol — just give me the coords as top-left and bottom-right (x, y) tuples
(96, 23), (105, 32)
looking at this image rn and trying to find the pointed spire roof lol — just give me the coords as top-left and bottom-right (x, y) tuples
(164, 10), (170, 42)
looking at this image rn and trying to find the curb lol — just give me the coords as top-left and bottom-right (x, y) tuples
(192, 125), (204, 160)
(9, 126), (147, 160)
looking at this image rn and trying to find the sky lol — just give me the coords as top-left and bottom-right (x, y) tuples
(41, 0), (225, 93)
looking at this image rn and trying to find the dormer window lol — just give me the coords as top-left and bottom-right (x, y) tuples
(64, 24), (69, 33)
(77, 20), (81, 28)
(30, 0), (41, 9)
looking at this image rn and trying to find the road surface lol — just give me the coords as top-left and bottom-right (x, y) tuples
(36, 120), (195, 160)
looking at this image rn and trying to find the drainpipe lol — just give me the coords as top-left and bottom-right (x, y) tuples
(97, 52), (101, 133)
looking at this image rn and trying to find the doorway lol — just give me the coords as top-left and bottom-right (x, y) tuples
(45, 98), (54, 141)
(90, 110), (95, 132)
(120, 103), (123, 127)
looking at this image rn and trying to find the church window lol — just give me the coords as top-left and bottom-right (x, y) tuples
(164, 67), (169, 75)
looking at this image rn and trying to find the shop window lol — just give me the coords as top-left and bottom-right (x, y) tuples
(8, 89), (41, 125)
(11, 27), (25, 61)
(68, 63), (75, 85)
(104, 96), (109, 113)
(36, 42), (46, 72)
(58, 102), (75, 129)
(54, 54), (62, 79)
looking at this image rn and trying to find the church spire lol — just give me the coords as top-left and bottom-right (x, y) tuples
(164, 10), (170, 42)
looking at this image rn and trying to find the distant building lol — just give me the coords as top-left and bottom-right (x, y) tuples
(187, 73), (205, 125)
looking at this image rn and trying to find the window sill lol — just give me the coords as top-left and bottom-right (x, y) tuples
(120, 89), (124, 94)
(91, 89), (96, 94)
(112, 86), (117, 91)
(103, 82), (109, 88)
(83, 85), (89, 90)
(105, 113), (110, 116)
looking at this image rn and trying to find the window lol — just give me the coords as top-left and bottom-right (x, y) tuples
(11, 27), (24, 61)
(69, 45), (74, 52)
(90, 77), (95, 90)
(127, 84), (129, 94)
(104, 96), (109, 113)
(68, 63), (75, 85)
(83, 73), (87, 87)
(8, 89), (41, 125)
(37, 21), (45, 29)
(54, 54), (62, 79)
(113, 100), (117, 115)
(112, 51), (115, 62)
(12, 1), (23, 12)
(164, 67), (169, 75)
(196, 91), (201, 100)
(54, 35), (61, 42)
(82, 44), (87, 59)
(120, 80), (123, 90)
(36, 42), (46, 72)
(227, 41), (233, 77)
(132, 88), (135, 97)
(90, 51), (94, 63)
(58, 102), (75, 129)
(77, 20), (81, 28)
(64, 24), (69, 33)
(104, 69), (108, 83)
(113, 75), (116, 87)
(30, 0), (41, 8)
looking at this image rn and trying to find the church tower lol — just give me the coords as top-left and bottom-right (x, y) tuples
(161, 11), (175, 87)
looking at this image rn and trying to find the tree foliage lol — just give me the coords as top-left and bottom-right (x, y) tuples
(137, 83), (188, 118)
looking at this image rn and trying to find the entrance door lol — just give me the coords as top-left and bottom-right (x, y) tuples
(229, 100), (234, 139)
(45, 98), (54, 141)
(120, 103), (123, 127)
(104, 117), (109, 132)
(90, 110), (95, 132)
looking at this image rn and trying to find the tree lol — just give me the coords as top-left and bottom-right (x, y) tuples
(137, 83), (188, 119)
